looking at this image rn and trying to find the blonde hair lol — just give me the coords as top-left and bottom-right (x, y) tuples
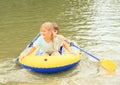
(40, 22), (54, 50)
(41, 22), (53, 31)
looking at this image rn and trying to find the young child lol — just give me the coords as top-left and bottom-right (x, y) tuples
(20, 22), (62, 60)
(52, 22), (67, 40)
(52, 22), (78, 55)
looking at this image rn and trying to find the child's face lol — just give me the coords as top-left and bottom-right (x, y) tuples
(53, 29), (58, 35)
(40, 27), (51, 38)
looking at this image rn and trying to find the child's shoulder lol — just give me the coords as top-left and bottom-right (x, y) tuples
(57, 34), (64, 37)
(57, 34), (66, 40)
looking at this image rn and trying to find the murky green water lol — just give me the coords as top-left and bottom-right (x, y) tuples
(0, 0), (120, 85)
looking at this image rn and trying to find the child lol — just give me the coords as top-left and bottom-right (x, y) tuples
(20, 22), (62, 60)
(52, 22), (67, 40)
(52, 22), (78, 55)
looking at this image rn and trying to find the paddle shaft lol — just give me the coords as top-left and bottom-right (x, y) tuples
(66, 41), (100, 61)
(22, 33), (40, 53)
(15, 33), (40, 63)
(27, 33), (40, 48)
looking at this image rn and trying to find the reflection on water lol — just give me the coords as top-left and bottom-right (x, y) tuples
(0, 0), (120, 85)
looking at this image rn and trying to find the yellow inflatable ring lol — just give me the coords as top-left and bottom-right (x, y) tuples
(19, 48), (82, 73)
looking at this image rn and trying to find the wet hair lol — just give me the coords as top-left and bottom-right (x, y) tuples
(52, 22), (59, 34)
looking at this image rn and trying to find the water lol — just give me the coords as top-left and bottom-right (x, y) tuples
(0, 0), (120, 85)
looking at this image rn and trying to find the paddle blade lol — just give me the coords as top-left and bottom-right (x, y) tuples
(100, 60), (117, 71)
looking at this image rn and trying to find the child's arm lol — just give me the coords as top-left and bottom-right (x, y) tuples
(63, 41), (76, 55)
(57, 35), (70, 51)
(62, 41), (71, 52)
(57, 35), (77, 55)
(19, 47), (36, 60)
(25, 47), (36, 56)
(19, 35), (41, 60)
(56, 35), (67, 41)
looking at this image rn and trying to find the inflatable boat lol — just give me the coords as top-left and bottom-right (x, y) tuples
(19, 47), (82, 74)
(18, 33), (82, 74)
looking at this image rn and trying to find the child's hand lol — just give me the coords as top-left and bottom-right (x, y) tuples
(19, 55), (26, 61)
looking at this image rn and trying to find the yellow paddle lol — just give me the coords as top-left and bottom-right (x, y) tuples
(66, 41), (117, 72)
